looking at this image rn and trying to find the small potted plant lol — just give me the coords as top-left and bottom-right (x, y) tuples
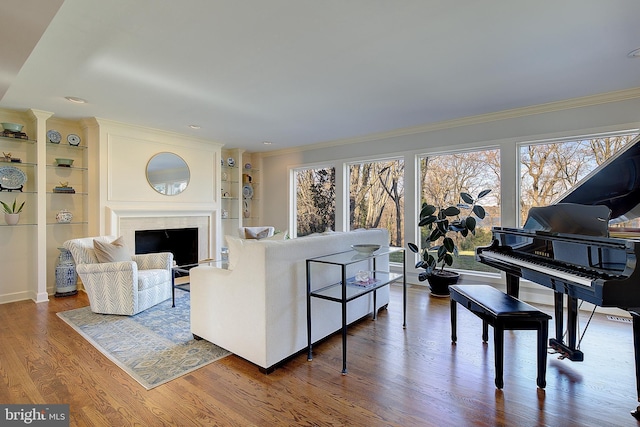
(408, 190), (491, 296)
(1, 198), (25, 225)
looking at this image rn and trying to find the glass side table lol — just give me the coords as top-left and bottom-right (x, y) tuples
(306, 246), (406, 374)
(172, 259), (226, 307)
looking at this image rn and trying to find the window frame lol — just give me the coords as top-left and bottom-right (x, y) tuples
(414, 146), (502, 275)
(345, 155), (405, 247)
(290, 163), (337, 239)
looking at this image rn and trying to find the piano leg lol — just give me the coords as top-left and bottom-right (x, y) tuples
(629, 310), (640, 419)
(553, 292), (564, 344)
(566, 296), (579, 350)
(505, 274), (519, 298)
(549, 293), (584, 361)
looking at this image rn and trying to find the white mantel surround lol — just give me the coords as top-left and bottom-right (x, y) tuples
(107, 208), (215, 262)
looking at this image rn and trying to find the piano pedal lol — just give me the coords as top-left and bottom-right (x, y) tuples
(547, 348), (569, 360)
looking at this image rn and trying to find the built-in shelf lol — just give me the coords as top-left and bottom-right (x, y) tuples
(46, 165), (89, 171)
(0, 223), (36, 227)
(0, 161), (36, 167)
(0, 136), (36, 144)
(46, 221), (88, 226)
(47, 192), (88, 195)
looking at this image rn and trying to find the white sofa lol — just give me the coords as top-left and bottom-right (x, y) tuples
(190, 228), (391, 371)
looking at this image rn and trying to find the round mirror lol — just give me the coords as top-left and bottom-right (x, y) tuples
(146, 152), (190, 195)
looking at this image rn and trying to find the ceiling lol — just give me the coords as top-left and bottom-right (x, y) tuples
(2, 0), (640, 152)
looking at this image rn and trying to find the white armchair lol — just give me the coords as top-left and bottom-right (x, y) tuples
(63, 236), (173, 315)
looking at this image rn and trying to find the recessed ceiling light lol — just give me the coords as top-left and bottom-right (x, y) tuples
(627, 48), (640, 58)
(189, 124), (201, 129)
(65, 96), (87, 104)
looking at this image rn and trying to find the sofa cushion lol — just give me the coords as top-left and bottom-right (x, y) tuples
(93, 236), (130, 263)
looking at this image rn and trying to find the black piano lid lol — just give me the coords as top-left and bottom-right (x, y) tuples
(523, 203), (610, 236)
(556, 133), (640, 224)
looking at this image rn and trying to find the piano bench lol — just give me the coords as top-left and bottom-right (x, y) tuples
(449, 284), (551, 389)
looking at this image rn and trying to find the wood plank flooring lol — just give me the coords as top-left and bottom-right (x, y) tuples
(1, 284), (640, 426)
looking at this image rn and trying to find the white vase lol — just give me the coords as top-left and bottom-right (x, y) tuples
(56, 209), (73, 223)
(4, 213), (19, 225)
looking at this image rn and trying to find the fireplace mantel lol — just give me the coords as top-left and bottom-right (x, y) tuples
(107, 208), (214, 261)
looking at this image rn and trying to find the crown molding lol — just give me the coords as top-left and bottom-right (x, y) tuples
(92, 116), (224, 148)
(262, 87), (640, 158)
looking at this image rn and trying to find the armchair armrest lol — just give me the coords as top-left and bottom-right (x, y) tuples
(132, 252), (173, 270)
(77, 260), (136, 274)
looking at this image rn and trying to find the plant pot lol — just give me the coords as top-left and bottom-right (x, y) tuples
(427, 270), (460, 297)
(4, 213), (19, 225)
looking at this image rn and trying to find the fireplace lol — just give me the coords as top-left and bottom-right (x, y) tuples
(135, 228), (198, 266)
(113, 211), (213, 265)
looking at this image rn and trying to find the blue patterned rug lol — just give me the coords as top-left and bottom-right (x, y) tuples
(57, 292), (230, 389)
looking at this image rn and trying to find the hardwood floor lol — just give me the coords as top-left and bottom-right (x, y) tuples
(2, 284), (640, 426)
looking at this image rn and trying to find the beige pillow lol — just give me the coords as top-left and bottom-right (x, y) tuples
(262, 230), (288, 240)
(245, 228), (271, 239)
(93, 236), (130, 263)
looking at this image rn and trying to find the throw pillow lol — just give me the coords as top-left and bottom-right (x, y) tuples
(262, 230), (288, 240)
(244, 228), (270, 239)
(93, 236), (131, 263)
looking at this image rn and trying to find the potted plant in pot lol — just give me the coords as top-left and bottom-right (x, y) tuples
(408, 189), (491, 296)
(1, 198), (25, 225)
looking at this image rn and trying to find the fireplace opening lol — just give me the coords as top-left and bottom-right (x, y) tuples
(135, 228), (198, 267)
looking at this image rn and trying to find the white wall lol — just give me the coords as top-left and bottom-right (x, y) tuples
(259, 92), (640, 310)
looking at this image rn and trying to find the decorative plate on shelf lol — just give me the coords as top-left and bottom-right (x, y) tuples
(242, 184), (254, 199)
(47, 130), (61, 144)
(227, 157), (235, 167)
(0, 165), (27, 189)
(67, 134), (81, 146)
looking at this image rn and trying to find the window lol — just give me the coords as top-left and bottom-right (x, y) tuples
(349, 159), (404, 247)
(417, 149), (501, 273)
(294, 167), (335, 237)
(519, 132), (638, 227)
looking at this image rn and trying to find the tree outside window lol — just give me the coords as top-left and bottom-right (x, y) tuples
(418, 149), (501, 273)
(294, 167), (335, 237)
(349, 159), (404, 247)
(519, 133), (638, 227)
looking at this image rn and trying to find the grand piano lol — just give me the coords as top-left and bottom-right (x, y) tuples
(476, 133), (640, 418)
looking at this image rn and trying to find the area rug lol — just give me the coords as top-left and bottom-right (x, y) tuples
(57, 292), (230, 390)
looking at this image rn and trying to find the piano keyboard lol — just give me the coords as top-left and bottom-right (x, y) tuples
(480, 250), (594, 287)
